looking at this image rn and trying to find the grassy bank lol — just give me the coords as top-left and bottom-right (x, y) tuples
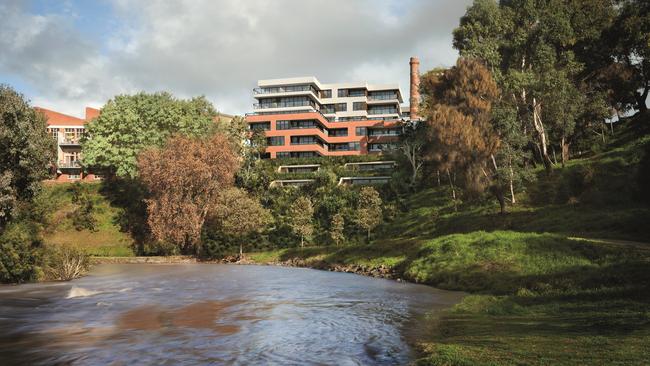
(40, 183), (135, 257)
(248, 230), (650, 365)
(246, 118), (650, 365)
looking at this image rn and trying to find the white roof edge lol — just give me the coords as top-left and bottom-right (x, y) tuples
(344, 161), (396, 165)
(278, 164), (321, 168)
(339, 176), (392, 179)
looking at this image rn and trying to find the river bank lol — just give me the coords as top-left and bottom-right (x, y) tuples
(75, 229), (650, 365)
(91, 254), (401, 281)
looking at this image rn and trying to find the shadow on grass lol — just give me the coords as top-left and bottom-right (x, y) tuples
(98, 177), (150, 255)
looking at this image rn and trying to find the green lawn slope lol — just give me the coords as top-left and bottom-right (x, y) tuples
(40, 183), (135, 257)
(249, 114), (650, 365)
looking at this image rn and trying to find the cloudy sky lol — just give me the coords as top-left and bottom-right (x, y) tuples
(0, 0), (473, 117)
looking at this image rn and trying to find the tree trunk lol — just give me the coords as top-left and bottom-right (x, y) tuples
(446, 169), (457, 212)
(508, 158), (516, 204)
(367, 228), (371, 242)
(532, 98), (553, 173)
(561, 137), (570, 168)
(301, 235), (304, 249)
(239, 243), (243, 259)
(496, 188), (506, 215)
(436, 170), (441, 187)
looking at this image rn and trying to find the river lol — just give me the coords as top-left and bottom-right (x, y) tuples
(0, 264), (463, 365)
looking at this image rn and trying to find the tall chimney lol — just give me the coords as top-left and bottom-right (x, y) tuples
(409, 57), (420, 120)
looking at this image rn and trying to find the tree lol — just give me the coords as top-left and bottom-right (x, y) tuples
(68, 183), (97, 231)
(607, 0), (650, 113)
(0, 85), (56, 227)
(288, 196), (314, 248)
(453, 0), (616, 172)
(355, 187), (382, 241)
(398, 120), (427, 189)
(137, 133), (239, 254)
(208, 187), (272, 258)
(230, 119), (269, 193)
(422, 58), (514, 213)
(82, 92), (217, 178)
(330, 213), (345, 247)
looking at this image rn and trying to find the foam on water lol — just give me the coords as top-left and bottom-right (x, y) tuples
(66, 286), (101, 299)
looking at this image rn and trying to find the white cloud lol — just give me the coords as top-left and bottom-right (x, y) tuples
(0, 0), (473, 117)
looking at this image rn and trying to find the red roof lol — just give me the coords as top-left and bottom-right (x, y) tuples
(35, 107), (100, 126)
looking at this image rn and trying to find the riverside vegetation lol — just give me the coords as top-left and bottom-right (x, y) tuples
(1, 0), (650, 364)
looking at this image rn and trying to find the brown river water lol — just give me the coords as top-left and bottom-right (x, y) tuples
(0, 264), (463, 365)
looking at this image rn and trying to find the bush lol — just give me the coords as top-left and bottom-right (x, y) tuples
(68, 183), (97, 231)
(0, 220), (42, 283)
(43, 245), (90, 281)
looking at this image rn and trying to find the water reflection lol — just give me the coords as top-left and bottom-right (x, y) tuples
(0, 264), (463, 365)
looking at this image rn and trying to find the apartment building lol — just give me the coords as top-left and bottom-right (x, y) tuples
(36, 106), (100, 182)
(246, 57), (421, 159)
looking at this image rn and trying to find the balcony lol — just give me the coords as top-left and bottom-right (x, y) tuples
(254, 85), (318, 95)
(254, 100), (318, 110)
(59, 138), (81, 146)
(368, 93), (398, 101)
(58, 161), (81, 169)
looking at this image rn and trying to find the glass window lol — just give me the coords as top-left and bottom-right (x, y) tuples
(337, 89), (349, 98)
(329, 128), (348, 137)
(276, 120), (290, 130)
(250, 122), (271, 130)
(353, 102), (366, 111)
(290, 136), (319, 145)
(349, 142), (360, 151)
(368, 106), (398, 115)
(356, 127), (367, 136)
(320, 90), (332, 98)
(368, 90), (398, 100)
(276, 152), (291, 158)
(267, 136), (285, 146)
(321, 104), (335, 114)
(349, 89), (366, 97)
(335, 103), (347, 112)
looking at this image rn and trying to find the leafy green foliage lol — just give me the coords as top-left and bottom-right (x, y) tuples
(82, 92), (217, 178)
(68, 183), (97, 231)
(288, 196), (314, 247)
(329, 213), (345, 247)
(0, 216), (42, 283)
(355, 187), (383, 241)
(0, 85), (56, 226)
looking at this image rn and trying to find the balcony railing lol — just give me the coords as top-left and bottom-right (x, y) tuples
(368, 93), (398, 101)
(60, 138), (81, 145)
(254, 100), (318, 109)
(254, 85), (318, 95)
(58, 161), (82, 169)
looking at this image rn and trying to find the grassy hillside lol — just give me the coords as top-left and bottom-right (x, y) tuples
(248, 115), (650, 365)
(40, 183), (135, 257)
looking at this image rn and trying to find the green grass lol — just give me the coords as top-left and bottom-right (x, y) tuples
(247, 115), (650, 365)
(40, 183), (135, 257)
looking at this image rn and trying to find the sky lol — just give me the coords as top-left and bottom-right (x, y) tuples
(0, 0), (474, 117)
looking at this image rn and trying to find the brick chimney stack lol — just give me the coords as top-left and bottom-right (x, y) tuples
(409, 56), (420, 120)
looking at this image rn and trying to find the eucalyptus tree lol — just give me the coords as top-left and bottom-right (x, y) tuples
(453, 0), (616, 172)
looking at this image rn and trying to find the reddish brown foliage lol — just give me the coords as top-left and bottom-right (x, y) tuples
(137, 133), (239, 253)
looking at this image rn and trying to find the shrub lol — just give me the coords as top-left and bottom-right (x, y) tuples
(0, 220), (42, 283)
(68, 183), (97, 231)
(43, 245), (90, 281)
